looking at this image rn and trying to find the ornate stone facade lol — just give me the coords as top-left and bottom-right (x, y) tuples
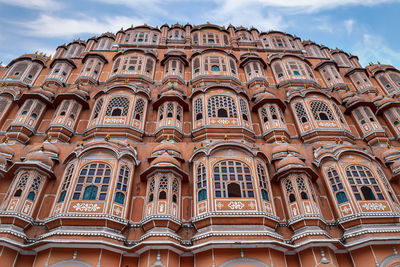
(0, 23), (399, 267)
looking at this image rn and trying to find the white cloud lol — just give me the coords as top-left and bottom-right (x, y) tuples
(15, 14), (144, 38)
(0, 0), (62, 10)
(344, 19), (355, 35)
(216, 0), (399, 13)
(352, 33), (400, 68)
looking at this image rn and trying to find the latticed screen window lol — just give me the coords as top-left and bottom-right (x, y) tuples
(73, 163), (111, 201)
(13, 174), (29, 197)
(205, 56), (226, 72)
(389, 72), (400, 87)
(260, 107), (269, 122)
(239, 99), (249, 121)
(158, 176), (168, 200)
(133, 98), (145, 121)
(378, 75), (393, 92)
(197, 163), (207, 201)
(105, 97), (130, 117)
(285, 179), (296, 203)
(207, 95), (238, 118)
(294, 102), (309, 123)
(122, 55), (144, 72)
(203, 33), (220, 44)
(272, 36), (288, 48)
(114, 165), (130, 205)
(310, 101), (335, 121)
(27, 176), (42, 201)
(8, 62), (28, 79)
(148, 178), (155, 202)
(285, 61), (307, 77)
(172, 178), (179, 203)
(230, 59), (237, 74)
(273, 63), (284, 78)
(332, 103), (345, 124)
(327, 168), (348, 204)
(257, 164), (269, 201)
(296, 177), (309, 200)
(377, 168), (397, 203)
(58, 164), (75, 203)
(346, 165), (384, 201)
(193, 58), (200, 74)
(385, 107), (400, 126)
(92, 98), (103, 120)
(213, 160), (254, 198)
(195, 98), (203, 120)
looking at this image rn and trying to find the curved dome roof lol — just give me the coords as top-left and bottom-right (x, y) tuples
(25, 151), (54, 167)
(31, 141), (60, 155)
(0, 143), (15, 157)
(152, 142), (182, 155)
(272, 143), (298, 155)
(151, 154), (181, 168)
(276, 154), (305, 171)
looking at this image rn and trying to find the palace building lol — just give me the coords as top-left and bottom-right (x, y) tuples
(1, 23), (400, 267)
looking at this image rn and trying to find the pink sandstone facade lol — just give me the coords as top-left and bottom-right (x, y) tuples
(0, 23), (400, 266)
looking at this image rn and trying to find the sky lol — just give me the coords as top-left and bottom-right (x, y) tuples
(0, 0), (400, 68)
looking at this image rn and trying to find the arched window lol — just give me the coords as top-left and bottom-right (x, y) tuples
(91, 98), (103, 120)
(346, 165), (384, 201)
(261, 107), (268, 122)
(25, 176), (42, 202)
(172, 178), (179, 203)
(193, 58), (200, 74)
(239, 99), (249, 121)
(114, 165), (130, 205)
(158, 176), (168, 200)
(148, 178), (155, 202)
(213, 160), (254, 198)
(58, 164), (74, 203)
(294, 102), (309, 123)
(195, 98), (203, 120)
(389, 72), (400, 87)
(73, 163), (111, 201)
(285, 179), (296, 203)
(332, 103), (346, 124)
(133, 98), (145, 121)
(105, 97), (130, 117)
(327, 167), (348, 204)
(310, 101), (335, 121)
(7, 62), (28, 80)
(27, 191), (35, 201)
(13, 174), (29, 197)
(257, 164), (269, 201)
(204, 56), (226, 73)
(207, 95), (238, 118)
(230, 59), (237, 75)
(197, 163), (207, 201)
(167, 102), (174, 117)
(273, 63), (284, 79)
(296, 177), (309, 200)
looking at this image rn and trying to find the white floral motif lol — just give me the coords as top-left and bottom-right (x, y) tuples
(362, 203), (387, 211)
(228, 201), (244, 210)
(73, 203), (100, 212)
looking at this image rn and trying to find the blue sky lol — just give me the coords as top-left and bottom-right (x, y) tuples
(0, 0), (400, 68)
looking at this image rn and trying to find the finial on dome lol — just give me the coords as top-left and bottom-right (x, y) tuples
(387, 142), (392, 149)
(105, 134), (110, 141)
(48, 135), (52, 142)
(4, 137), (9, 143)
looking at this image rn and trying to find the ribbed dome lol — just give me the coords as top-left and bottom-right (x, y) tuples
(29, 87), (54, 99)
(276, 154), (304, 171)
(272, 143), (297, 155)
(383, 147), (400, 160)
(25, 151), (54, 167)
(66, 88), (89, 99)
(152, 142), (182, 155)
(0, 143), (15, 157)
(255, 91), (277, 103)
(376, 97), (396, 107)
(151, 154), (181, 168)
(31, 141), (60, 155)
